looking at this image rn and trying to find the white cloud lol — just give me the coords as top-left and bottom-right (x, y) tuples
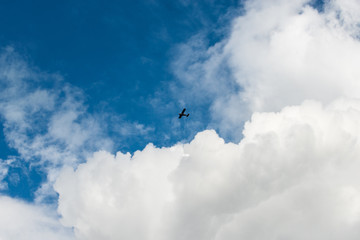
(0, 159), (10, 190)
(224, 0), (360, 112)
(0, 48), (108, 166)
(172, 0), (360, 140)
(55, 98), (360, 239)
(0, 196), (74, 240)
(55, 146), (184, 240)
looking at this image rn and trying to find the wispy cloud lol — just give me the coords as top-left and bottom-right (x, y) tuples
(0, 47), (111, 165)
(0, 196), (74, 239)
(0, 47), (152, 202)
(0, 159), (11, 190)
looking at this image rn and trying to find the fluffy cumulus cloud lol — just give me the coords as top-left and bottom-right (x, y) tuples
(53, 0), (360, 239)
(224, 0), (360, 112)
(55, 99), (360, 239)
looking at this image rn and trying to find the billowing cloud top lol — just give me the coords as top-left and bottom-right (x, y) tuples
(55, 99), (360, 239)
(225, 0), (360, 112)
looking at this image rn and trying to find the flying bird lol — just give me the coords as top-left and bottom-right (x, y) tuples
(178, 108), (189, 119)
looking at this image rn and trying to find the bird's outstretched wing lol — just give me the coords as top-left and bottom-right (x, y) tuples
(181, 108), (186, 114)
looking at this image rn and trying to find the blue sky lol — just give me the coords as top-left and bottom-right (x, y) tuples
(0, 1), (240, 201)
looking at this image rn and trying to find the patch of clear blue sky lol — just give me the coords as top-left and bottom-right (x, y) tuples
(0, 0), (240, 201)
(310, 0), (324, 12)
